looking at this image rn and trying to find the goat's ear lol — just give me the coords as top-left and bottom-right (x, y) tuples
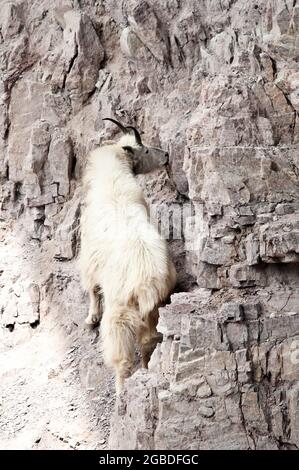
(122, 146), (134, 154)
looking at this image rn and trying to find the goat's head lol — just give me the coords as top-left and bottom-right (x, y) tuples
(103, 118), (169, 174)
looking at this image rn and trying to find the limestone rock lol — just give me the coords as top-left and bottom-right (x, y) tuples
(0, 0), (299, 451)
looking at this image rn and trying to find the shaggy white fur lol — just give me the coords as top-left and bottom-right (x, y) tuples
(79, 133), (176, 394)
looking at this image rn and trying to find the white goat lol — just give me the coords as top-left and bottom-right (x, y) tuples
(79, 118), (176, 394)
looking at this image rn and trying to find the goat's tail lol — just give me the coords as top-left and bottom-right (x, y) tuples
(100, 304), (145, 394)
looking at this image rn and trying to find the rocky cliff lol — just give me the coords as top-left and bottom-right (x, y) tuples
(0, 0), (299, 450)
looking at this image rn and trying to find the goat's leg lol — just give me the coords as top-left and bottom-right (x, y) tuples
(115, 359), (134, 395)
(85, 286), (102, 326)
(101, 306), (139, 395)
(137, 308), (163, 368)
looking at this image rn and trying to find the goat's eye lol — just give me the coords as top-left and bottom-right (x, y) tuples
(122, 146), (134, 155)
(145, 149), (149, 154)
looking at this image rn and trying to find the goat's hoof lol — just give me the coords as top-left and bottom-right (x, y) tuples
(155, 332), (163, 344)
(84, 324), (97, 332)
(84, 315), (100, 329)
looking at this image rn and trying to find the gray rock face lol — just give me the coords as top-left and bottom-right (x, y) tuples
(0, 0), (298, 450)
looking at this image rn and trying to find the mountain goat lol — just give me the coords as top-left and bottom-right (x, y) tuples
(79, 118), (176, 394)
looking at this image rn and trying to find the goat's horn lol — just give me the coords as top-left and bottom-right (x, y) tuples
(126, 126), (142, 146)
(103, 118), (128, 134)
